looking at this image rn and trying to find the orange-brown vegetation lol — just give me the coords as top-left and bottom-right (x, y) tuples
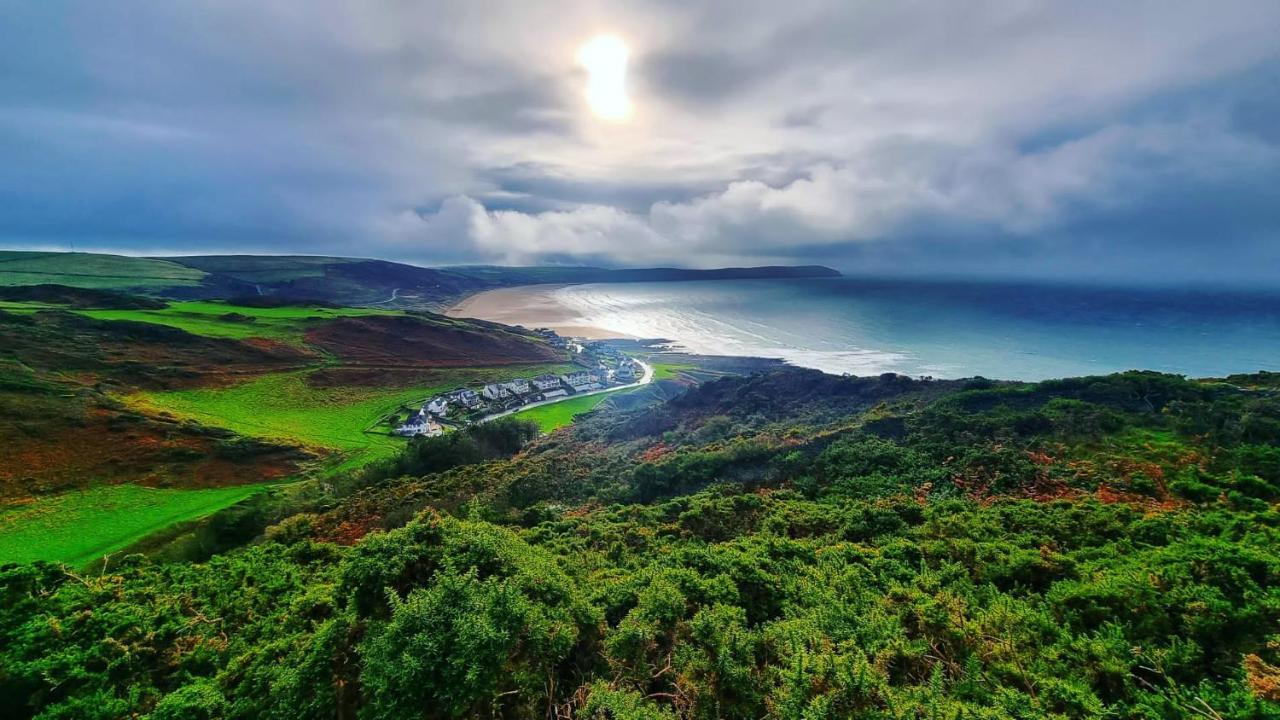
(0, 401), (307, 501)
(1, 310), (313, 390)
(304, 314), (564, 368)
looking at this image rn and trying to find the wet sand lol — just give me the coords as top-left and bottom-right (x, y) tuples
(445, 285), (632, 340)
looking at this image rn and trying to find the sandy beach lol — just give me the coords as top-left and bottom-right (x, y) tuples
(445, 285), (632, 340)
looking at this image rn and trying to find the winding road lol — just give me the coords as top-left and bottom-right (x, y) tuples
(369, 287), (400, 305)
(478, 359), (654, 424)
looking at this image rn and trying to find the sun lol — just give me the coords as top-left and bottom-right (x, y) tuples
(576, 34), (633, 121)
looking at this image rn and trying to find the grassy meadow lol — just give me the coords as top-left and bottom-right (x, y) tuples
(512, 393), (612, 432)
(76, 301), (402, 342)
(0, 483), (267, 567)
(510, 373), (662, 432)
(650, 360), (696, 380)
(131, 363), (575, 465)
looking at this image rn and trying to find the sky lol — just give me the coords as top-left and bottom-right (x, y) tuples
(2, 1), (1279, 285)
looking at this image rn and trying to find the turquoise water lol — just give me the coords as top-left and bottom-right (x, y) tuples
(553, 278), (1280, 380)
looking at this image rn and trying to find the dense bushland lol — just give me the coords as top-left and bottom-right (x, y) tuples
(3, 369), (1280, 718)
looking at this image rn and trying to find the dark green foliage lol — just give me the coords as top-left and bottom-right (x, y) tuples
(360, 418), (540, 484)
(342, 512), (597, 717)
(0, 283), (169, 309)
(0, 544), (344, 719)
(4, 368), (1280, 718)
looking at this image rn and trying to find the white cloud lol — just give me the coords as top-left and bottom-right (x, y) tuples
(406, 112), (1279, 266)
(2, 0), (1279, 279)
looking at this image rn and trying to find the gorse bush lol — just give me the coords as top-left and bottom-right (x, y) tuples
(360, 418), (540, 484)
(352, 514), (596, 719)
(4, 369), (1280, 718)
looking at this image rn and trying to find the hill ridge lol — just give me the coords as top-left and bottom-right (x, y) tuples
(0, 251), (840, 310)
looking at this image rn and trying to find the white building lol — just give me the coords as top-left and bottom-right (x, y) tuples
(424, 397), (448, 417)
(532, 374), (562, 392)
(395, 414), (443, 437)
(482, 383), (511, 401)
(446, 388), (483, 409)
(502, 378), (532, 396)
(615, 360), (638, 381)
(561, 370), (604, 392)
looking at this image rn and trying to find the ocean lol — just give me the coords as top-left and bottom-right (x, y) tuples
(550, 277), (1280, 381)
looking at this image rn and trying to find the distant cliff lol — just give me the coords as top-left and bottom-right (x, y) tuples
(0, 251), (840, 310)
(446, 264), (841, 286)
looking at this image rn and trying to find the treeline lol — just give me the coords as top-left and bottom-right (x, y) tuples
(358, 418), (540, 484)
(3, 369), (1280, 718)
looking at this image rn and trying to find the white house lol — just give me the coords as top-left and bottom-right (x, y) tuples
(481, 383), (511, 401)
(502, 378), (532, 396)
(615, 360), (638, 381)
(446, 388), (483, 409)
(532, 374), (562, 392)
(424, 397), (448, 417)
(561, 370), (604, 392)
(395, 415), (443, 437)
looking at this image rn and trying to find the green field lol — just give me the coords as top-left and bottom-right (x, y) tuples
(0, 483), (267, 567)
(161, 255), (344, 283)
(0, 299), (402, 342)
(0, 251), (205, 289)
(511, 393), (620, 432)
(77, 301), (402, 342)
(650, 361), (696, 380)
(510, 363), (663, 431)
(132, 364), (574, 464)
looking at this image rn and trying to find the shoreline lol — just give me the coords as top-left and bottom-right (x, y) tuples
(445, 284), (635, 340)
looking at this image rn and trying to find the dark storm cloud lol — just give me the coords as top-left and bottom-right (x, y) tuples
(1, 1), (1278, 285)
(479, 163), (722, 214)
(640, 51), (770, 104)
(779, 105), (827, 129)
(421, 84), (573, 135)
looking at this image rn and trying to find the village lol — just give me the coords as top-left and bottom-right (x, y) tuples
(387, 328), (649, 437)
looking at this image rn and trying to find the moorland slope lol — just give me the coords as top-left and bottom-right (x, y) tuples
(0, 287), (574, 564)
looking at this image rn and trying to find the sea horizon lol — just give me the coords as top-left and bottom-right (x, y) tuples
(472, 276), (1280, 381)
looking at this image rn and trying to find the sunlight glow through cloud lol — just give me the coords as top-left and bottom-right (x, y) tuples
(576, 34), (633, 121)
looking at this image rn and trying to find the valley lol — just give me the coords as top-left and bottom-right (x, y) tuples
(0, 286), (613, 564)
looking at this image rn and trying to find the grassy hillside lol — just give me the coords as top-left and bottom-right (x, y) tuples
(0, 484), (269, 566)
(0, 307), (315, 390)
(162, 254), (486, 307)
(0, 299), (402, 345)
(131, 363), (572, 459)
(0, 251), (841, 309)
(4, 369), (1279, 718)
(0, 314), (311, 498)
(0, 288), (576, 567)
(159, 255), (346, 283)
(0, 251), (205, 290)
(511, 392), (612, 432)
(0, 284), (169, 309)
(75, 301), (402, 342)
